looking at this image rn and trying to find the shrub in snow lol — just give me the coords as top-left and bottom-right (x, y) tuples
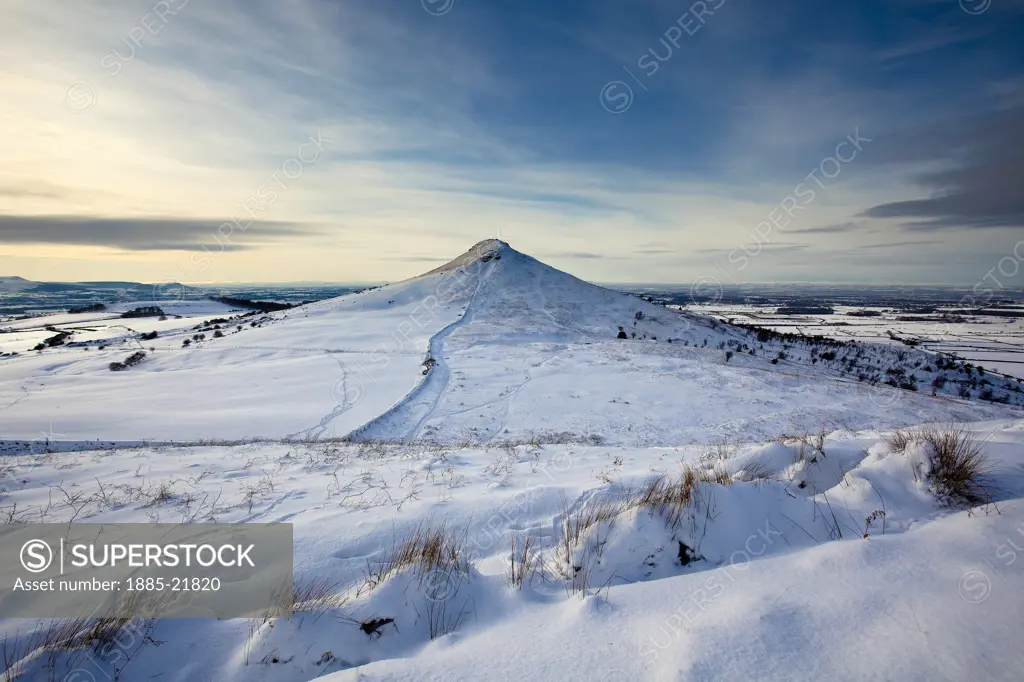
(922, 425), (992, 506)
(68, 303), (106, 314)
(422, 356), (437, 375)
(900, 376), (918, 391)
(506, 533), (543, 589)
(552, 466), (738, 595)
(36, 331), (73, 349)
(120, 306), (164, 318)
(887, 424), (991, 507)
(109, 351), (146, 372)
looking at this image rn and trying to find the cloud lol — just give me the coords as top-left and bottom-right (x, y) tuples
(671, 244), (810, 267)
(874, 25), (987, 64)
(861, 104), (1024, 230)
(633, 248), (677, 255)
(0, 181), (72, 200)
(787, 222), (862, 234)
(2, 0), (1023, 285)
(538, 251), (616, 260)
(695, 244), (807, 255)
(855, 240), (939, 250)
(0, 215), (319, 252)
(383, 256), (451, 263)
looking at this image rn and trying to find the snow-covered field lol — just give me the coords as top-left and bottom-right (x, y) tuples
(2, 241), (1023, 681)
(687, 303), (1024, 380)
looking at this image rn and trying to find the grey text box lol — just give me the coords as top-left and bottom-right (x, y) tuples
(0, 523), (293, 618)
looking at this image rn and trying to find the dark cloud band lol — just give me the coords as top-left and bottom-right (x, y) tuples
(0, 215), (318, 252)
(861, 105), (1024, 230)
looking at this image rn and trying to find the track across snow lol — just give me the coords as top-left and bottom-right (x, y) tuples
(348, 256), (498, 441)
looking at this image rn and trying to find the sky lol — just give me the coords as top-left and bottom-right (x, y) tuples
(1, 0), (1023, 286)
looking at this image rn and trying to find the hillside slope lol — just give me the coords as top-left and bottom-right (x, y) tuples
(1, 241), (1021, 446)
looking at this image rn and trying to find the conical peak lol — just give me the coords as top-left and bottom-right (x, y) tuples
(421, 239), (514, 277)
(466, 239), (510, 257)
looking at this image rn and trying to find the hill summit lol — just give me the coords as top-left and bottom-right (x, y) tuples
(386, 239), (719, 345)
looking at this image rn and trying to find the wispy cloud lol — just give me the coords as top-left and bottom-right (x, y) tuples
(855, 240), (939, 250)
(787, 222), (863, 234)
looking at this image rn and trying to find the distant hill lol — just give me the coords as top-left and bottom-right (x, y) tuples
(0, 277), (183, 293)
(0, 276), (37, 293)
(0, 277), (202, 317)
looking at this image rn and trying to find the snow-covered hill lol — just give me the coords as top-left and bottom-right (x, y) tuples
(347, 240), (1024, 442)
(0, 276), (36, 293)
(1, 240), (1021, 446)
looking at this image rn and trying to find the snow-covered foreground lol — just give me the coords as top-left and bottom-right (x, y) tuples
(2, 420), (1023, 680)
